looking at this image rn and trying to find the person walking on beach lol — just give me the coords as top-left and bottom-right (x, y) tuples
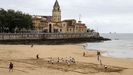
(36, 54), (39, 59)
(97, 51), (101, 61)
(83, 52), (85, 57)
(9, 62), (13, 72)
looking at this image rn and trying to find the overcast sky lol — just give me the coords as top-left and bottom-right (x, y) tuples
(0, 0), (133, 33)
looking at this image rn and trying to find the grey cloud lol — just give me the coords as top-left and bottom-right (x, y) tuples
(0, 0), (133, 33)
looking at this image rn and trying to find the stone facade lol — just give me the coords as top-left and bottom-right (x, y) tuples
(32, 0), (87, 33)
(52, 0), (61, 22)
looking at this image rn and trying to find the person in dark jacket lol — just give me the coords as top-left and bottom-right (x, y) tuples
(36, 54), (39, 59)
(9, 62), (13, 72)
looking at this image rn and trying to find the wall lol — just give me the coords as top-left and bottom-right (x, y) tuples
(0, 32), (100, 40)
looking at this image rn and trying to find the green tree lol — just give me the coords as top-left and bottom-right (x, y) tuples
(0, 8), (33, 33)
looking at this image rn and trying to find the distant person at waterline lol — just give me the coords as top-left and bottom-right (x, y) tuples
(97, 51), (101, 61)
(9, 62), (13, 72)
(83, 44), (88, 49)
(83, 45), (85, 49)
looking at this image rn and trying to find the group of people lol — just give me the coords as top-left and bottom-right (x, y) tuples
(48, 57), (76, 66)
(8, 44), (104, 72)
(82, 44), (107, 70)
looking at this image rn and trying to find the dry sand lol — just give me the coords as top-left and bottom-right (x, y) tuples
(0, 44), (133, 75)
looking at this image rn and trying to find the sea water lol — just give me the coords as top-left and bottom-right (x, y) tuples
(85, 33), (133, 59)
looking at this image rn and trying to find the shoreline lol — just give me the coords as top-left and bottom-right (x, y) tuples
(83, 44), (133, 59)
(83, 44), (133, 60)
(0, 44), (133, 75)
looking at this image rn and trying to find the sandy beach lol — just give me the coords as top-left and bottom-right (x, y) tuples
(0, 44), (133, 75)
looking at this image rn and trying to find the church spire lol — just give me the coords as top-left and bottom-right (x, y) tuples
(52, 0), (61, 22)
(53, 0), (61, 12)
(54, 0), (60, 8)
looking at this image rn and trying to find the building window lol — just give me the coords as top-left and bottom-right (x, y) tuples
(49, 24), (52, 33)
(70, 29), (71, 31)
(58, 8), (60, 11)
(60, 29), (62, 32)
(54, 29), (58, 33)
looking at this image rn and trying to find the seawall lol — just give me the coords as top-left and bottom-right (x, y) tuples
(0, 33), (110, 44)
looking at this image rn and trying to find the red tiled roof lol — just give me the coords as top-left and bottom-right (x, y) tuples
(76, 23), (87, 28)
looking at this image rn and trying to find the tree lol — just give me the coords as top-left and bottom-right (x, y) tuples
(0, 8), (33, 33)
(87, 28), (95, 33)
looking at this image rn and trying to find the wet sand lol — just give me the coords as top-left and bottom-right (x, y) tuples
(0, 44), (133, 75)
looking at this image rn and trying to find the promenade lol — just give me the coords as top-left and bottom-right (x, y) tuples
(0, 32), (99, 40)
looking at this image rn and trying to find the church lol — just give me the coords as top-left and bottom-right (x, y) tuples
(32, 0), (87, 33)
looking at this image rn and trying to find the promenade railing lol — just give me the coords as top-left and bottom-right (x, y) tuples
(0, 32), (99, 40)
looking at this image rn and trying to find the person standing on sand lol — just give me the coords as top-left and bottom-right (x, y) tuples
(9, 62), (13, 72)
(97, 51), (101, 61)
(36, 54), (39, 59)
(83, 52), (85, 57)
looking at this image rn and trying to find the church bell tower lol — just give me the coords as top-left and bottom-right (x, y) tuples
(52, 0), (61, 22)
